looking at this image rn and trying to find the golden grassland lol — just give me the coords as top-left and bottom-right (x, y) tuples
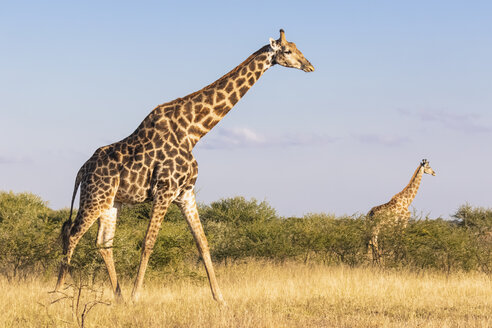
(1, 262), (490, 328)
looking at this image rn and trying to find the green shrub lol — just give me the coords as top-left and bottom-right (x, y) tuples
(453, 205), (492, 273)
(454, 204), (492, 233)
(200, 196), (277, 224)
(288, 214), (366, 265)
(323, 216), (367, 266)
(148, 221), (196, 270)
(285, 215), (330, 263)
(0, 192), (59, 280)
(1, 190), (490, 279)
(405, 218), (478, 273)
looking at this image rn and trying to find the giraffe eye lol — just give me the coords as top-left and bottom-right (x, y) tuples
(284, 50), (292, 54)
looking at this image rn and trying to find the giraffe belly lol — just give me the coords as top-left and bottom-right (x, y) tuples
(114, 186), (151, 204)
(114, 169), (153, 204)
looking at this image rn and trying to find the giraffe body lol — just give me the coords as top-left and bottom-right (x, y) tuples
(54, 30), (314, 304)
(367, 159), (436, 264)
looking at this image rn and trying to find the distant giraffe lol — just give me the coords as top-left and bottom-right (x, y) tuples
(54, 30), (314, 304)
(367, 159), (436, 263)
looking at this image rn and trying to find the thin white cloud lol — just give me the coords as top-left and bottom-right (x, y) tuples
(0, 155), (32, 165)
(398, 109), (492, 134)
(199, 127), (336, 149)
(0, 156), (13, 164)
(354, 133), (411, 147)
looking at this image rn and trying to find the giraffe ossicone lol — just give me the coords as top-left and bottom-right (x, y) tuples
(54, 29), (314, 304)
(366, 159), (436, 264)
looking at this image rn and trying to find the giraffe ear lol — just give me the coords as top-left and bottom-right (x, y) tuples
(269, 37), (280, 51)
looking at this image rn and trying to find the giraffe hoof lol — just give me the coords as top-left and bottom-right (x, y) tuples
(114, 292), (125, 304)
(215, 296), (227, 307)
(131, 292), (140, 303)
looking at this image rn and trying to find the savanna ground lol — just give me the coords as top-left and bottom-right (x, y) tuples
(1, 192), (491, 327)
(2, 262), (491, 328)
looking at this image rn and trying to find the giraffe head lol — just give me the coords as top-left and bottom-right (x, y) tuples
(269, 29), (315, 72)
(421, 159), (436, 176)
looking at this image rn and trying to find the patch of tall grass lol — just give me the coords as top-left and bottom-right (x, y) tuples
(1, 262), (490, 328)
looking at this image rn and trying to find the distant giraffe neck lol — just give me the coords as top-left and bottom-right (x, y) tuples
(396, 165), (424, 207)
(183, 45), (274, 146)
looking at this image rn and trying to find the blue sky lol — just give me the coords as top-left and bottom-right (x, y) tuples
(1, 1), (491, 218)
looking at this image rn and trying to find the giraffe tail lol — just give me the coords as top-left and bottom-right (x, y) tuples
(61, 167), (83, 253)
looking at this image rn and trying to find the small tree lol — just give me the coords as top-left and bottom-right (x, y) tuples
(200, 196), (277, 224)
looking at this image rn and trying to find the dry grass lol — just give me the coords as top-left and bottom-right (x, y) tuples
(0, 262), (490, 327)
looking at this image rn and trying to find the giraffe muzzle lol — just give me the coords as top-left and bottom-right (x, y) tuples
(302, 63), (315, 72)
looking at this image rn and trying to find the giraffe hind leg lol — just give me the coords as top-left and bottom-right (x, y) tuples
(54, 206), (102, 292)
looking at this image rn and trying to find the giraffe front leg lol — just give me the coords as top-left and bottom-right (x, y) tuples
(97, 207), (122, 301)
(131, 193), (173, 302)
(175, 189), (226, 305)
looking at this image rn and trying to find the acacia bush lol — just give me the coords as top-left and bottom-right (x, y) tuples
(374, 216), (487, 273)
(0, 191), (490, 282)
(285, 214), (367, 265)
(453, 205), (492, 273)
(203, 197), (289, 263)
(201, 196), (277, 224)
(0, 192), (59, 280)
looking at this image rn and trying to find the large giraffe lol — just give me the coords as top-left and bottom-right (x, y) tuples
(367, 159), (436, 263)
(54, 30), (314, 304)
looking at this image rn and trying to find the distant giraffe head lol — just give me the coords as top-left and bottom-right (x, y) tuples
(269, 29), (315, 72)
(421, 159), (436, 176)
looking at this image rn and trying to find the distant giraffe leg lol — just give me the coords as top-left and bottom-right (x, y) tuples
(175, 188), (225, 305)
(96, 206), (122, 299)
(55, 205), (102, 291)
(369, 234), (381, 265)
(367, 218), (382, 265)
(131, 191), (174, 301)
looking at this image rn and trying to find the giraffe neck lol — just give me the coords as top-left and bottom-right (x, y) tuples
(185, 45), (274, 146)
(395, 165), (424, 207)
(143, 44), (275, 150)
